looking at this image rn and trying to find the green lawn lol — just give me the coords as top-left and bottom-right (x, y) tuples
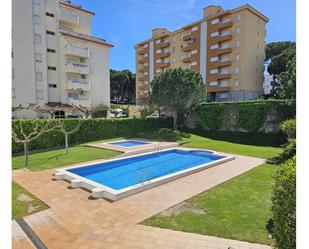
(12, 181), (48, 219)
(12, 145), (120, 171)
(142, 163), (275, 245)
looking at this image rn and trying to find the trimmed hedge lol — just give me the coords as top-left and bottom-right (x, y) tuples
(272, 156), (296, 249)
(12, 118), (172, 154)
(193, 100), (296, 133)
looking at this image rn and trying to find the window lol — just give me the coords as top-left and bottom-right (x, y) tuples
(143, 62), (148, 66)
(34, 34), (41, 43)
(36, 90), (43, 99)
(156, 59), (162, 63)
(172, 57), (176, 63)
(35, 52), (42, 62)
(191, 61), (197, 66)
(209, 81), (218, 86)
(46, 12), (55, 17)
(257, 43), (260, 49)
(143, 43), (148, 48)
(257, 31), (260, 37)
(236, 41), (240, 48)
(210, 31), (219, 37)
(80, 58), (86, 63)
(220, 80), (228, 87)
(172, 47), (175, 53)
(210, 57), (218, 62)
(48, 66), (56, 71)
(220, 93), (228, 99)
(33, 15), (40, 25)
(210, 69), (218, 74)
(46, 30), (55, 35)
(12, 68), (15, 79)
(235, 53), (240, 61)
(235, 80), (239, 86)
(35, 72), (43, 81)
(211, 19), (220, 25)
(191, 50), (198, 55)
(236, 27), (240, 35)
(144, 81), (149, 84)
(220, 68), (228, 74)
(33, 0), (40, 6)
(236, 14), (241, 21)
(210, 44), (219, 50)
(48, 84), (57, 88)
(221, 43), (230, 49)
(81, 74), (86, 79)
(143, 53), (148, 57)
(12, 88), (16, 98)
(191, 26), (198, 32)
(47, 48), (56, 53)
(235, 67), (240, 74)
(68, 92), (79, 100)
(221, 56), (230, 62)
(144, 72), (148, 76)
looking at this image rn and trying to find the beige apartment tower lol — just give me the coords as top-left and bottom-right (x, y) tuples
(135, 4), (269, 104)
(12, 0), (113, 118)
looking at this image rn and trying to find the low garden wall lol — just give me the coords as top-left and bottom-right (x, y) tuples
(12, 118), (172, 154)
(188, 100), (296, 133)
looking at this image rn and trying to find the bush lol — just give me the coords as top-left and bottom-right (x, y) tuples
(280, 119), (296, 139)
(272, 156), (296, 249)
(92, 104), (109, 118)
(193, 100), (295, 133)
(12, 118), (172, 154)
(194, 103), (228, 130)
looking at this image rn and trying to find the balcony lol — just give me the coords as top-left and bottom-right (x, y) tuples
(65, 45), (89, 58)
(157, 62), (170, 68)
(138, 57), (148, 64)
(138, 67), (145, 73)
(65, 62), (89, 74)
(155, 41), (170, 49)
(67, 80), (90, 91)
(182, 56), (191, 63)
(138, 75), (148, 81)
(213, 21), (233, 30)
(68, 98), (90, 106)
(189, 64), (199, 72)
(59, 9), (79, 26)
(156, 52), (170, 58)
(213, 60), (232, 68)
(216, 73), (231, 80)
(207, 85), (231, 92)
(218, 34), (232, 43)
(216, 47), (232, 55)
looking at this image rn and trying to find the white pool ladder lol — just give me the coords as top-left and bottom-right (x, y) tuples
(154, 145), (161, 153)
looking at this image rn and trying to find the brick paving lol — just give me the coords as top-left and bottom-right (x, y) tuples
(12, 153), (271, 249)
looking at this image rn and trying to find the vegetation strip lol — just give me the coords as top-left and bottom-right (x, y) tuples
(16, 218), (48, 249)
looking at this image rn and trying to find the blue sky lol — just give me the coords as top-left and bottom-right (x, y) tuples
(71, 0), (296, 72)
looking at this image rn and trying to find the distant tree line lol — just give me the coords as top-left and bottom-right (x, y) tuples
(110, 69), (136, 103)
(265, 41), (296, 99)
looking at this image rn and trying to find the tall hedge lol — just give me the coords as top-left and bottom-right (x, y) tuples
(272, 156), (296, 249)
(193, 100), (295, 132)
(12, 118), (172, 154)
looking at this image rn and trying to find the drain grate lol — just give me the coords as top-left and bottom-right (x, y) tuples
(15, 218), (48, 249)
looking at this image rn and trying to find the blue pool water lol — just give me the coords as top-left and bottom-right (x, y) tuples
(68, 149), (225, 190)
(109, 140), (150, 147)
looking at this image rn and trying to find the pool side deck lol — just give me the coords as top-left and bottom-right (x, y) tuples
(12, 153), (270, 249)
(86, 139), (179, 155)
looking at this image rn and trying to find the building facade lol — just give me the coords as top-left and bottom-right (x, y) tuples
(12, 0), (113, 118)
(135, 5), (269, 104)
(263, 72), (280, 95)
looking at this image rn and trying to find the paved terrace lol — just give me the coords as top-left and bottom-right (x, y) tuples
(12, 153), (270, 249)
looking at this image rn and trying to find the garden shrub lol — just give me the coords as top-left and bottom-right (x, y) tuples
(272, 156), (296, 249)
(280, 119), (296, 139)
(92, 103), (109, 118)
(140, 108), (155, 118)
(194, 102), (228, 130)
(12, 118), (172, 154)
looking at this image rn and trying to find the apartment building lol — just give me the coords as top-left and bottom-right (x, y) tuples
(12, 0), (113, 118)
(135, 4), (269, 104)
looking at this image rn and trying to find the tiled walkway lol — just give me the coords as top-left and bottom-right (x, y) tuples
(12, 153), (271, 249)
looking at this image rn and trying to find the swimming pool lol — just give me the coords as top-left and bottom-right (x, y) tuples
(55, 148), (234, 201)
(109, 140), (150, 147)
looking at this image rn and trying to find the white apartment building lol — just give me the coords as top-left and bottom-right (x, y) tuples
(12, 0), (113, 118)
(263, 72), (280, 95)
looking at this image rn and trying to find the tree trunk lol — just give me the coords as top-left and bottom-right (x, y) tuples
(24, 141), (29, 167)
(172, 110), (178, 130)
(65, 134), (69, 154)
(272, 74), (276, 96)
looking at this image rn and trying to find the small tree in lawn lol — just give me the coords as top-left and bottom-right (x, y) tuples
(149, 68), (205, 130)
(56, 120), (81, 154)
(12, 120), (61, 167)
(72, 104), (93, 118)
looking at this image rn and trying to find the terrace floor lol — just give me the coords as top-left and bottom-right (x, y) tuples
(12, 153), (270, 249)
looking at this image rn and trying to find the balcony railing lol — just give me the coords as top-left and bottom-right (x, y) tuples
(213, 60), (232, 68)
(216, 47), (232, 55)
(157, 62), (170, 68)
(59, 9), (79, 26)
(156, 52), (170, 58)
(214, 21), (233, 30)
(65, 44), (89, 58)
(207, 85), (231, 92)
(138, 57), (148, 64)
(155, 41), (170, 49)
(65, 62), (89, 74)
(68, 98), (91, 106)
(67, 80), (90, 91)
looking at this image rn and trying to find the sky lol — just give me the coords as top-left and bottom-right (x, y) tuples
(71, 0), (296, 72)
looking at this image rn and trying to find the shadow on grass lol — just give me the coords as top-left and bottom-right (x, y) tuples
(183, 128), (285, 148)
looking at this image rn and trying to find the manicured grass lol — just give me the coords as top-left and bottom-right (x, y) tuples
(12, 181), (48, 219)
(12, 145), (120, 171)
(136, 130), (283, 159)
(142, 163), (275, 245)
